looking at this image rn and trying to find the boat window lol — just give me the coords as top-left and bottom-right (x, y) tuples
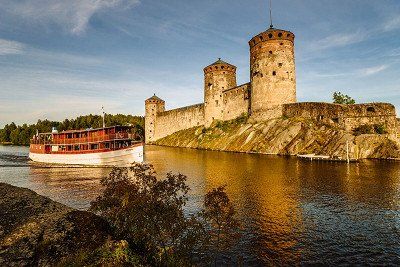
(90, 144), (99, 150)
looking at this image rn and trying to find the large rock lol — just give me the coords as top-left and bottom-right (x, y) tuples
(154, 117), (400, 159)
(0, 183), (112, 266)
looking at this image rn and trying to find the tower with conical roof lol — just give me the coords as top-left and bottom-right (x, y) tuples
(249, 16), (296, 118)
(145, 94), (165, 143)
(203, 58), (237, 126)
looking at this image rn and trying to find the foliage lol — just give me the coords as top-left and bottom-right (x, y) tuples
(200, 186), (242, 265)
(333, 92), (356, 105)
(90, 163), (241, 266)
(353, 124), (388, 136)
(235, 113), (249, 124)
(59, 239), (144, 267)
(0, 114), (144, 146)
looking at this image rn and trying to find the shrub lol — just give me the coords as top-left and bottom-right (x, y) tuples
(353, 124), (387, 136)
(333, 91), (356, 105)
(90, 164), (241, 266)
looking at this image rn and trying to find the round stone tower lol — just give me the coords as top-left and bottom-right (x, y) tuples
(249, 27), (296, 118)
(145, 94), (165, 143)
(204, 58), (237, 126)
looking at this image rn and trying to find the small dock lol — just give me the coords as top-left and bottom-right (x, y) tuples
(297, 154), (358, 163)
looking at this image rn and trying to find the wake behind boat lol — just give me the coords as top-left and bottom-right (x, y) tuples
(29, 125), (143, 167)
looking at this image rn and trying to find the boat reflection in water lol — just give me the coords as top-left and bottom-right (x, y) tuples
(0, 145), (399, 265)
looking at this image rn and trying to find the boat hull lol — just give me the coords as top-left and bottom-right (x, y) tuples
(29, 145), (143, 167)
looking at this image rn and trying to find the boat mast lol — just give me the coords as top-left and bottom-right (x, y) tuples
(102, 106), (105, 128)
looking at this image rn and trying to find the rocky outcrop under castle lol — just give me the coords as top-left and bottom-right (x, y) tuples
(154, 117), (400, 159)
(0, 183), (112, 267)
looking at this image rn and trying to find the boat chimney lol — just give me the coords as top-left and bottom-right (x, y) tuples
(102, 106), (105, 128)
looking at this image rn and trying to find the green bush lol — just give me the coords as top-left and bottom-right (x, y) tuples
(353, 124), (387, 136)
(90, 163), (242, 266)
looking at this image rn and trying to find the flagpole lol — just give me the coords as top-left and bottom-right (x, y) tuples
(269, 0), (273, 28)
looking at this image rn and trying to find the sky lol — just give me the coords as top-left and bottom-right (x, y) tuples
(0, 0), (399, 127)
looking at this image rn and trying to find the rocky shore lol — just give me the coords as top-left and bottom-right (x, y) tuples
(0, 183), (112, 266)
(154, 117), (400, 160)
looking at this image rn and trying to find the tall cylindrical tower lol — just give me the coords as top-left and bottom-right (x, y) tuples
(204, 59), (237, 126)
(145, 95), (165, 143)
(249, 28), (296, 118)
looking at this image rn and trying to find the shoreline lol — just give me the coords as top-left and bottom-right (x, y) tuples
(148, 144), (400, 163)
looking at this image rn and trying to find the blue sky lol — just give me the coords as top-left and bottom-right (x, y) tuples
(0, 0), (399, 127)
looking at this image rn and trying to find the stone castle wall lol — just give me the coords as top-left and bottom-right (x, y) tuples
(397, 119), (400, 137)
(283, 102), (397, 133)
(153, 104), (205, 140)
(222, 83), (250, 121)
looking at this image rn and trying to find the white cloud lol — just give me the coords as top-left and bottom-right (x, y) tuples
(0, 39), (25, 55)
(383, 16), (400, 32)
(359, 65), (388, 76)
(312, 32), (366, 50)
(0, 0), (140, 35)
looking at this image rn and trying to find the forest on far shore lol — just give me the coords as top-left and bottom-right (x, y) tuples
(0, 114), (144, 146)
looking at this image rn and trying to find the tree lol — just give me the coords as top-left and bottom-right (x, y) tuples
(90, 164), (204, 266)
(333, 91), (355, 105)
(89, 164), (242, 266)
(200, 186), (242, 265)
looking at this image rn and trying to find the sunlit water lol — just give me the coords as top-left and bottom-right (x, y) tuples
(0, 145), (399, 265)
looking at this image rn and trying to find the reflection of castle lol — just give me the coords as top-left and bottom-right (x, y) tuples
(145, 25), (397, 143)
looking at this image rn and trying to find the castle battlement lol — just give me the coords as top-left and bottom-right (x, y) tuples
(249, 28), (295, 48)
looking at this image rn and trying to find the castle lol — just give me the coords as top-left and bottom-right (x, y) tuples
(145, 25), (398, 144)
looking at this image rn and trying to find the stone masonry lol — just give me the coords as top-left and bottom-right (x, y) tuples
(145, 25), (397, 143)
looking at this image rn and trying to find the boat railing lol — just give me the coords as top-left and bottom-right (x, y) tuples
(31, 133), (138, 145)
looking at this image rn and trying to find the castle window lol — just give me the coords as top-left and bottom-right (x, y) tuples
(278, 32), (283, 37)
(287, 33), (291, 37)
(280, 42), (283, 45)
(367, 107), (376, 112)
(269, 51), (273, 54)
(260, 36), (263, 41)
(278, 63), (283, 67)
(268, 33), (273, 38)
(317, 115), (324, 121)
(272, 71), (277, 76)
(215, 100), (219, 106)
(332, 118), (339, 123)
(221, 66), (224, 69)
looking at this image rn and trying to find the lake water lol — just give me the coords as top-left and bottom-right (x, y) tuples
(0, 145), (399, 265)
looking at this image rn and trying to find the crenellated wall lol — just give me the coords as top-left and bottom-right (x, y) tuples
(222, 83), (251, 121)
(283, 102), (397, 133)
(153, 104), (205, 140)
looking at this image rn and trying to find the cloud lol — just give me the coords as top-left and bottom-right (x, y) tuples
(0, 39), (25, 55)
(312, 32), (366, 50)
(383, 16), (400, 32)
(359, 65), (388, 76)
(0, 0), (140, 35)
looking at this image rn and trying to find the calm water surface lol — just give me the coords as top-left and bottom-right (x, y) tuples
(0, 145), (399, 265)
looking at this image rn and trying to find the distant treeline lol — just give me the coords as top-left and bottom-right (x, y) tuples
(0, 114), (144, 146)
